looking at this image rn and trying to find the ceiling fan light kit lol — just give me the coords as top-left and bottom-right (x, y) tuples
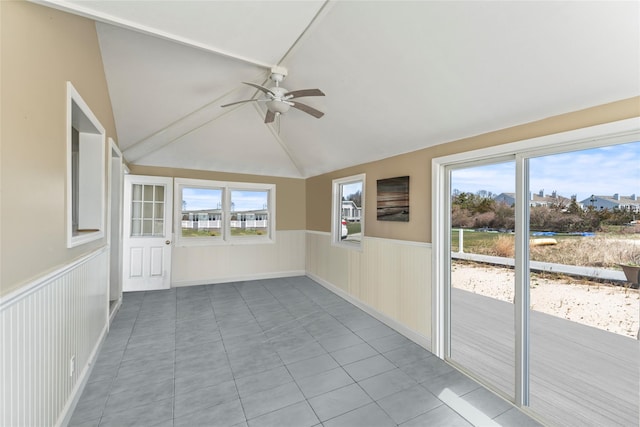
(221, 66), (325, 124)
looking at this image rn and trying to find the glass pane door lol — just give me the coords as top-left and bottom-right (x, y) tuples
(130, 184), (165, 237)
(448, 160), (516, 400)
(527, 142), (640, 426)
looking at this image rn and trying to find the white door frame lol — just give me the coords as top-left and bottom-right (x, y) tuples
(122, 175), (173, 292)
(431, 117), (640, 407)
(107, 139), (124, 308)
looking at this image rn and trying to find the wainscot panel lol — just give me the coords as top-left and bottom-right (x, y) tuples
(305, 232), (431, 348)
(0, 247), (110, 427)
(171, 230), (306, 287)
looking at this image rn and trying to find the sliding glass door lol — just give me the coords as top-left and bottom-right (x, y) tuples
(447, 160), (516, 401)
(434, 121), (639, 426)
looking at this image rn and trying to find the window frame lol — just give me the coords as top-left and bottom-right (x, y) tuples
(332, 174), (365, 250)
(174, 178), (275, 246)
(66, 81), (106, 248)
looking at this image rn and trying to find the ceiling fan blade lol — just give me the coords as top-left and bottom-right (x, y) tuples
(265, 110), (276, 124)
(285, 88), (325, 99)
(243, 82), (276, 97)
(291, 101), (324, 119)
(220, 99), (257, 108)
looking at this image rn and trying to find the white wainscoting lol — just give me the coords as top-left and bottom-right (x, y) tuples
(171, 230), (306, 287)
(0, 247), (109, 427)
(306, 231), (432, 348)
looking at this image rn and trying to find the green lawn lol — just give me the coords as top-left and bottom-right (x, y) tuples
(347, 222), (361, 234)
(450, 229), (584, 253)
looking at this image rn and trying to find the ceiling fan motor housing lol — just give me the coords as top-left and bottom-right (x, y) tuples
(266, 86), (291, 113)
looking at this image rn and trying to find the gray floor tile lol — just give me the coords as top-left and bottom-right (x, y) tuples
(358, 368), (417, 400)
(423, 369), (482, 397)
(317, 332), (364, 352)
(98, 397), (173, 427)
(368, 333), (412, 353)
(343, 355), (396, 381)
(295, 367), (354, 398)
(353, 324), (397, 341)
(276, 341), (327, 364)
(493, 407), (545, 427)
(323, 402), (396, 427)
(240, 381), (305, 420)
(399, 354), (455, 383)
(247, 401), (319, 427)
(174, 379), (238, 419)
(70, 278), (542, 427)
(460, 387), (513, 419)
(330, 343), (378, 366)
(109, 367), (174, 395)
(399, 404), (472, 427)
(174, 363), (234, 396)
(173, 397), (245, 427)
(307, 383), (372, 422)
(103, 378), (174, 416)
(286, 353), (340, 380)
(235, 365), (294, 398)
(382, 342), (433, 367)
(70, 394), (109, 424)
(229, 350), (284, 379)
(377, 384), (442, 424)
(68, 417), (101, 427)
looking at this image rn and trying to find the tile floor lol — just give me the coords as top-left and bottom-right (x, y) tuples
(69, 276), (542, 427)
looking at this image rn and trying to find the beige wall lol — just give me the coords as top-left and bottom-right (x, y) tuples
(307, 97), (640, 242)
(0, 1), (117, 296)
(128, 165), (306, 231)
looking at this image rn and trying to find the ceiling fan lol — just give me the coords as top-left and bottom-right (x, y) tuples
(221, 67), (325, 124)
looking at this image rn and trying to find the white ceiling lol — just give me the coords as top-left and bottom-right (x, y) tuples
(35, 1), (640, 178)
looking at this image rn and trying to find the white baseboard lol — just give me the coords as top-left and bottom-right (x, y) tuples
(306, 272), (432, 352)
(171, 270), (306, 288)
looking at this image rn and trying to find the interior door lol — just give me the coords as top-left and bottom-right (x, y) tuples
(122, 175), (173, 292)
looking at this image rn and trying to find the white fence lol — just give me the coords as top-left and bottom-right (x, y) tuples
(181, 220), (268, 229)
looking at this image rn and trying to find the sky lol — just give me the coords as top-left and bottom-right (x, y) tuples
(182, 188), (268, 211)
(451, 141), (640, 202)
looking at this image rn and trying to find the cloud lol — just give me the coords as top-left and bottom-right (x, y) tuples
(452, 141), (639, 201)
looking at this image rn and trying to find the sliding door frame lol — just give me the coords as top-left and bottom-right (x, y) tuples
(432, 117), (640, 408)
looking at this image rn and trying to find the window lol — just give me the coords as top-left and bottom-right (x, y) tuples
(175, 178), (275, 246)
(332, 174), (365, 248)
(66, 82), (106, 247)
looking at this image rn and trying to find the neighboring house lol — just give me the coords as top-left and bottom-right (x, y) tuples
(182, 208), (268, 230)
(579, 194), (640, 212)
(342, 200), (362, 222)
(495, 190), (573, 208)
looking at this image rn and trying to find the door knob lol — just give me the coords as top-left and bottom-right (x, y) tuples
(165, 240), (171, 245)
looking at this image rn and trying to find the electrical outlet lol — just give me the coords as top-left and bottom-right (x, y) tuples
(69, 355), (76, 377)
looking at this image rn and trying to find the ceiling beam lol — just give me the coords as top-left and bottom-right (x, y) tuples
(252, 103), (306, 177)
(29, 0), (274, 69)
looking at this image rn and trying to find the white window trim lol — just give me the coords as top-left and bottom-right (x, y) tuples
(332, 174), (366, 250)
(174, 178), (276, 246)
(431, 117), (640, 406)
(66, 81), (106, 248)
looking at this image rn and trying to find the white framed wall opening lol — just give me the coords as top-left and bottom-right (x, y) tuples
(432, 118), (640, 426)
(174, 178), (275, 246)
(331, 174), (365, 249)
(66, 82), (106, 248)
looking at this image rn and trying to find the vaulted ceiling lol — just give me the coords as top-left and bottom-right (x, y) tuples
(35, 1), (640, 178)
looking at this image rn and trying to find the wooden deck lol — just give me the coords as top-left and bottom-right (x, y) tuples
(450, 289), (639, 427)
